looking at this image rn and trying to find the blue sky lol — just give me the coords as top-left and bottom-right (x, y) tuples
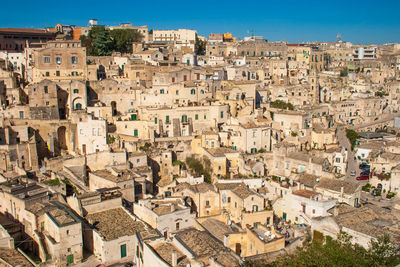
(1, 0), (399, 44)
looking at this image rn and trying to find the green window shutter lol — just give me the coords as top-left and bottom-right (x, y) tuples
(154, 117), (158, 124)
(121, 244), (127, 258)
(195, 114), (198, 120)
(166, 115), (170, 123)
(67, 255), (73, 265)
(134, 129), (138, 137)
(220, 111), (224, 119)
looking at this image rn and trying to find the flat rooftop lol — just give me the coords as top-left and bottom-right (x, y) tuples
(86, 208), (158, 241)
(151, 242), (190, 266)
(175, 228), (239, 266)
(201, 219), (240, 242)
(91, 169), (135, 183)
(0, 248), (33, 267)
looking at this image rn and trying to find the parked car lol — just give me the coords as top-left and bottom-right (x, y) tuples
(359, 162), (368, 167)
(360, 170), (370, 176)
(359, 162), (369, 169)
(356, 175), (369, 180)
(361, 166), (370, 171)
(350, 170), (356, 176)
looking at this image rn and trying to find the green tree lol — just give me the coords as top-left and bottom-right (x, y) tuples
(195, 36), (206, 55)
(270, 100), (294, 110)
(369, 234), (400, 266)
(93, 30), (114, 56)
(346, 129), (359, 150)
(110, 29), (143, 53)
(185, 156), (212, 183)
(248, 232), (400, 267)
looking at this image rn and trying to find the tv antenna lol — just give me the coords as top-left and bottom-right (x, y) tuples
(247, 30), (255, 38)
(336, 33), (342, 42)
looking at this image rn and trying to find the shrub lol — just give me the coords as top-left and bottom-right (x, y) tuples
(346, 129), (359, 150)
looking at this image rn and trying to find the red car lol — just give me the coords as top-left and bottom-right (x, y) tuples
(356, 175), (369, 180)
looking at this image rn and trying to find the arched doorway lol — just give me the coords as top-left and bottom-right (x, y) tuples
(111, 101), (117, 116)
(57, 126), (67, 151)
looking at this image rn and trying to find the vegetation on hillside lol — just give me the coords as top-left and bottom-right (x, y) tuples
(185, 156), (212, 183)
(270, 100), (294, 110)
(243, 232), (400, 267)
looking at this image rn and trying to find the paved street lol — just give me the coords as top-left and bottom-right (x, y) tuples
(337, 127), (360, 181)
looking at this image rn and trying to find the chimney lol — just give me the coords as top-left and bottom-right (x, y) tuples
(333, 206), (339, 217)
(171, 249), (177, 267)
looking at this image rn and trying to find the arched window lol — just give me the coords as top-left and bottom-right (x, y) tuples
(73, 89), (79, 94)
(75, 103), (82, 110)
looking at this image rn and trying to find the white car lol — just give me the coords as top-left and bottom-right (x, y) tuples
(350, 170), (356, 176)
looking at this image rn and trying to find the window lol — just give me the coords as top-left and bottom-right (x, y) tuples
(218, 166), (222, 170)
(206, 200), (210, 206)
(181, 115), (188, 122)
(235, 202), (237, 208)
(71, 56), (78, 64)
(66, 230), (69, 235)
(195, 114), (199, 120)
(220, 111), (224, 119)
(227, 197), (231, 203)
(43, 56), (50, 63)
(154, 117), (158, 124)
(56, 71), (60, 76)
(55, 56), (62, 64)
(176, 222), (180, 230)
(166, 115), (170, 123)
(46, 101), (49, 106)
(120, 244), (127, 258)
(134, 129), (138, 137)
(267, 217), (270, 225)
(176, 90), (179, 95)
(73, 89), (79, 94)
(44, 86), (48, 93)
(75, 103), (82, 110)
(190, 89), (195, 95)
(45, 72), (50, 76)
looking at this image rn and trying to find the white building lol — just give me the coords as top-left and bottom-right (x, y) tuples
(76, 115), (108, 155)
(353, 47), (377, 60)
(152, 29), (197, 50)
